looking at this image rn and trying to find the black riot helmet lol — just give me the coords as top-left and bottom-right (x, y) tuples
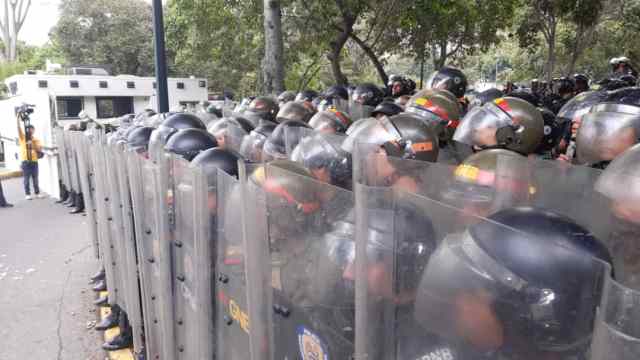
(150, 112), (207, 152)
(352, 83), (385, 107)
(388, 75), (414, 97)
(191, 147), (243, 179)
(534, 107), (563, 155)
(239, 122), (277, 163)
(371, 101), (404, 118)
(505, 89), (540, 107)
(572, 73), (590, 93)
(276, 101), (315, 123)
(127, 126), (155, 152)
(291, 133), (352, 189)
(342, 114), (440, 162)
(164, 128), (218, 161)
(469, 88), (504, 111)
(426, 66), (468, 99)
(323, 85), (349, 101)
(244, 96), (279, 125)
(553, 77), (576, 96)
(262, 120), (311, 161)
(416, 207), (613, 357)
(295, 89), (319, 103)
(319, 85), (350, 112)
(277, 90), (297, 106)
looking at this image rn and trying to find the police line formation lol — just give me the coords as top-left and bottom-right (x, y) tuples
(54, 61), (640, 360)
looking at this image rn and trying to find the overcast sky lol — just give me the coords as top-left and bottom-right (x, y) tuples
(21, 0), (159, 46)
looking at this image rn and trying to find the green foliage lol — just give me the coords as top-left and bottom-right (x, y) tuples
(165, 0), (264, 96)
(50, 0), (154, 76)
(401, 0), (518, 67)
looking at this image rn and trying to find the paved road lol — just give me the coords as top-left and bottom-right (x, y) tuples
(0, 178), (103, 360)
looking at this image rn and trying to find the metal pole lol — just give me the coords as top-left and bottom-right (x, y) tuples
(419, 48), (425, 89)
(152, 0), (169, 113)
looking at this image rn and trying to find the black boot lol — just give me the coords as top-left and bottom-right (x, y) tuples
(70, 192), (85, 214)
(94, 295), (110, 307)
(66, 191), (77, 207)
(95, 305), (120, 331)
(93, 279), (107, 292)
(56, 183), (69, 203)
(102, 313), (132, 351)
(102, 332), (133, 351)
(90, 268), (105, 283)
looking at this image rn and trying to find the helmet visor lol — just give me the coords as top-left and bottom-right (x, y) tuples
(453, 103), (513, 148)
(415, 230), (608, 354)
(576, 110), (640, 164)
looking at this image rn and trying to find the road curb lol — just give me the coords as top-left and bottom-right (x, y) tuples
(0, 170), (22, 180)
(98, 291), (134, 360)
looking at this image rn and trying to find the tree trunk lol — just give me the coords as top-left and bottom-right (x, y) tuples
(1, 1), (10, 61)
(566, 24), (595, 76)
(349, 33), (388, 85)
(327, 25), (351, 85)
(262, 0), (285, 95)
(431, 41), (447, 69)
(544, 20), (557, 82)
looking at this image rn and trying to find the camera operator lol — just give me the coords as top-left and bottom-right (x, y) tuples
(16, 105), (43, 200)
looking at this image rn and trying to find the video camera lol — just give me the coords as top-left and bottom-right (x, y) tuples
(16, 103), (35, 119)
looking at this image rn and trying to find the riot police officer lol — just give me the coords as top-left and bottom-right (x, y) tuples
(239, 122), (277, 163)
(319, 85), (350, 113)
(276, 100), (316, 123)
(453, 97), (544, 156)
(262, 120), (312, 161)
(291, 132), (352, 189)
(207, 116), (254, 151)
(405, 89), (462, 163)
(308, 109), (352, 134)
(243, 96), (279, 126)
(278, 90), (297, 107)
(350, 83), (385, 120)
(575, 88), (640, 168)
(411, 207), (613, 359)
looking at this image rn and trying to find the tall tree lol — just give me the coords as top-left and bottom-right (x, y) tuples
(0, 0), (31, 62)
(51, 0), (154, 75)
(516, 0), (603, 81)
(401, 0), (516, 70)
(263, 0), (285, 94)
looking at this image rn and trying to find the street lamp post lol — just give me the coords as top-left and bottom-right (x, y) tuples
(152, 0), (169, 113)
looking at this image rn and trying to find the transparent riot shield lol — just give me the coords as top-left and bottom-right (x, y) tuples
(590, 277), (640, 360)
(353, 145), (616, 360)
(74, 133), (100, 259)
(215, 162), (262, 360)
(127, 151), (162, 360)
(54, 128), (71, 192)
(169, 154), (213, 359)
(348, 101), (374, 122)
(112, 141), (145, 356)
(252, 163), (356, 359)
(103, 139), (129, 313)
(90, 133), (121, 307)
(68, 131), (81, 195)
(148, 145), (177, 358)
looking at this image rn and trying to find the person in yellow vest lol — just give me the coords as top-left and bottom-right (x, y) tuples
(17, 116), (43, 200)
